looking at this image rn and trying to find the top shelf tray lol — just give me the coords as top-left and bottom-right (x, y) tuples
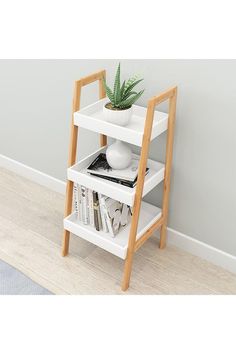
(74, 98), (168, 146)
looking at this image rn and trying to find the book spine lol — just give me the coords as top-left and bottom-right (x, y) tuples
(86, 187), (90, 225)
(97, 200), (102, 231)
(78, 185), (82, 221)
(98, 193), (108, 232)
(81, 186), (89, 225)
(93, 191), (100, 231)
(73, 183), (79, 217)
(101, 197), (114, 237)
(88, 189), (94, 227)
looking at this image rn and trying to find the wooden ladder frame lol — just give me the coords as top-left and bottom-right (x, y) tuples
(62, 69), (177, 291)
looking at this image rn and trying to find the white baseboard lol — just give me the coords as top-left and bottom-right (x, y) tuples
(0, 154), (66, 194)
(167, 227), (236, 274)
(1, 153), (235, 274)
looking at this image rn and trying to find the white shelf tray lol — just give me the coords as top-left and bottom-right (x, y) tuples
(64, 201), (162, 259)
(68, 146), (165, 206)
(74, 98), (168, 146)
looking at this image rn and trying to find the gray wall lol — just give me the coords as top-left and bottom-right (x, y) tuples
(0, 60), (235, 256)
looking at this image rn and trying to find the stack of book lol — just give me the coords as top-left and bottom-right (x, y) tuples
(86, 153), (149, 188)
(73, 184), (132, 237)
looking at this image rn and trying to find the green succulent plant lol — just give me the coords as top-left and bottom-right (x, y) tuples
(103, 63), (144, 110)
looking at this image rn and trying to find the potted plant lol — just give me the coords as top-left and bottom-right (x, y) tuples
(103, 63), (144, 126)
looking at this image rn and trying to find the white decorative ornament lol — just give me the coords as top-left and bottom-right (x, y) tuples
(106, 140), (132, 170)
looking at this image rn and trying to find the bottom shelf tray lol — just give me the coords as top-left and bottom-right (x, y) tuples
(64, 201), (162, 259)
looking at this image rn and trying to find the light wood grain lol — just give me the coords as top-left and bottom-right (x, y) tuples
(135, 216), (163, 252)
(80, 70), (106, 87)
(99, 70), (107, 147)
(0, 170), (96, 259)
(1, 167), (236, 294)
(62, 80), (81, 256)
(0, 216), (133, 295)
(86, 247), (221, 295)
(137, 236), (236, 294)
(122, 101), (156, 291)
(160, 87), (177, 248)
(122, 87), (178, 290)
(150, 86), (176, 105)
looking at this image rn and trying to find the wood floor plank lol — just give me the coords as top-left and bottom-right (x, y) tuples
(0, 180), (96, 259)
(0, 167), (64, 211)
(0, 166), (236, 294)
(0, 215), (138, 294)
(0, 248), (67, 295)
(138, 236), (236, 294)
(85, 248), (220, 294)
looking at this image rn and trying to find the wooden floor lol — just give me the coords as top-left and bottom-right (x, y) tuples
(1, 167), (236, 295)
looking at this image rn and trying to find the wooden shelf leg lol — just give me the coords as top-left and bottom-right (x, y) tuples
(122, 193), (145, 290)
(122, 244), (135, 291)
(160, 88), (177, 249)
(122, 102), (156, 291)
(159, 224), (167, 249)
(99, 74), (107, 147)
(62, 81), (81, 257)
(62, 181), (74, 256)
(62, 122), (78, 256)
(100, 134), (107, 147)
(62, 71), (106, 257)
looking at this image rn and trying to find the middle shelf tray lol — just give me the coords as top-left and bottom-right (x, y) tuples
(67, 146), (165, 206)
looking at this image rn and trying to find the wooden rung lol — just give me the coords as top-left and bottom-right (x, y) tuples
(150, 86), (177, 106)
(80, 70), (106, 87)
(134, 216), (164, 252)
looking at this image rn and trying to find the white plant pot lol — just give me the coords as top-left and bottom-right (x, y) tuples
(106, 140), (132, 170)
(103, 104), (132, 126)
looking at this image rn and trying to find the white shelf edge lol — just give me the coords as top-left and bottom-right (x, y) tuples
(67, 146), (165, 206)
(64, 202), (162, 259)
(74, 98), (168, 146)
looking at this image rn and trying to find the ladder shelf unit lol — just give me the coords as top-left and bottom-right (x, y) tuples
(62, 69), (177, 291)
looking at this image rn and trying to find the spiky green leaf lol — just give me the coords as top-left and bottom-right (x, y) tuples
(124, 76), (138, 90)
(102, 78), (114, 105)
(119, 90), (145, 109)
(113, 63), (121, 106)
(122, 91), (137, 101)
(123, 79), (143, 96)
(120, 80), (126, 99)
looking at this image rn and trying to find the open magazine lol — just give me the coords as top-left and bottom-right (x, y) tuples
(86, 153), (149, 187)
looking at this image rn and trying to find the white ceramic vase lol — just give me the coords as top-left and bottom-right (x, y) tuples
(103, 104), (132, 126)
(106, 140), (132, 170)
